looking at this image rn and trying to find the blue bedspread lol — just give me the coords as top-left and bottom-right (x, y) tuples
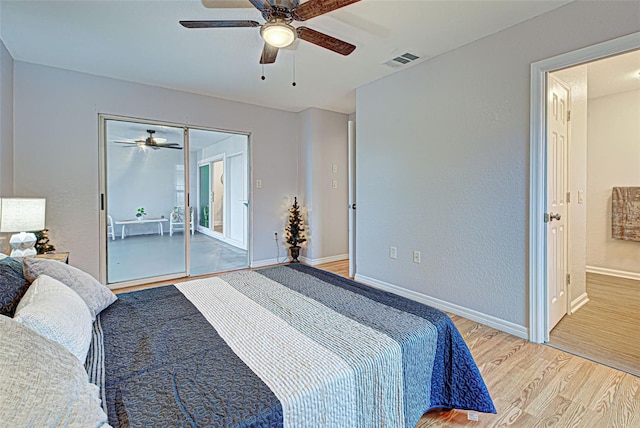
(94, 265), (495, 427)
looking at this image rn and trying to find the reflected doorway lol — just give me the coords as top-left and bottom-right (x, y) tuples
(212, 160), (224, 234)
(197, 159), (224, 235)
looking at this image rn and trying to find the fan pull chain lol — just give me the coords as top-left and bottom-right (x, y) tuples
(261, 63), (266, 81)
(292, 50), (297, 87)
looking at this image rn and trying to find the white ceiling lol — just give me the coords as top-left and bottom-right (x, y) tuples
(587, 49), (640, 99)
(0, 0), (572, 114)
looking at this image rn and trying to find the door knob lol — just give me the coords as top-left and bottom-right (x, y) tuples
(549, 212), (561, 221)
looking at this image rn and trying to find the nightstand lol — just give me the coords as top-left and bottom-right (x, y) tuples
(35, 252), (69, 264)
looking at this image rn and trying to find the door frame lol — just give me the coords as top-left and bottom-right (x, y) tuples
(348, 120), (356, 277)
(528, 32), (640, 343)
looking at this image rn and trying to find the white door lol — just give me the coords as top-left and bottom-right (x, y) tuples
(547, 75), (570, 331)
(227, 152), (247, 250)
(348, 120), (356, 277)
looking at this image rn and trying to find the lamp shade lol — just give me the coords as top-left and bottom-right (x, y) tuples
(0, 198), (46, 232)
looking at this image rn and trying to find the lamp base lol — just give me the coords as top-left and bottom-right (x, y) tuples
(9, 232), (37, 257)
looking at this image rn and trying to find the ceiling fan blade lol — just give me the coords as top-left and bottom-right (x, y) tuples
(155, 146), (183, 150)
(296, 27), (356, 56)
(180, 20), (261, 28)
(113, 141), (138, 145)
(260, 42), (279, 64)
(247, 0), (271, 11)
(293, 0), (360, 21)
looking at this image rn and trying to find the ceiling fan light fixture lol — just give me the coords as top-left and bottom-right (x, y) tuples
(261, 20), (296, 48)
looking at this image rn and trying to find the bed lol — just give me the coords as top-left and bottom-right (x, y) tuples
(88, 264), (495, 427)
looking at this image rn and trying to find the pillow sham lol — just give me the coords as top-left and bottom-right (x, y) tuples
(23, 257), (116, 318)
(0, 315), (110, 427)
(0, 255), (31, 317)
(14, 274), (93, 363)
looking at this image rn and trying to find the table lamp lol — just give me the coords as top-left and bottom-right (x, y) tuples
(0, 198), (46, 257)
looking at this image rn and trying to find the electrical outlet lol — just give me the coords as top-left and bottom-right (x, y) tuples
(413, 250), (421, 263)
(273, 231), (279, 240)
(332, 164), (338, 173)
(256, 179), (262, 189)
(332, 180), (338, 189)
(389, 246), (397, 259)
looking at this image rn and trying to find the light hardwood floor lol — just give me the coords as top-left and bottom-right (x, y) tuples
(316, 261), (640, 427)
(548, 273), (640, 377)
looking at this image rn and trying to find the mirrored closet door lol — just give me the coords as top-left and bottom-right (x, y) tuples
(102, 118), (187, 284)
(100, 116), (250, 287)
(189, 128), (249, 275)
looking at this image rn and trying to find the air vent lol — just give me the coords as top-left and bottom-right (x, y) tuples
(382, 52), (422, 69)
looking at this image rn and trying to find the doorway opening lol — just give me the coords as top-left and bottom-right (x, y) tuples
(529, 33), (640, 375)
(99, 116), (250, 287)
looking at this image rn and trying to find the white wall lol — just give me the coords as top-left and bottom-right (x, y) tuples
(355, 1), (640, 329)
(0, 38), (13, 197)
(553, 65), (588, 306)
(587, 89), (640, 275)
(13, 62), (299, 276)
(297, 108), (349, 263)
(0, 38), (14, 253)
(107, 139), (182, 235)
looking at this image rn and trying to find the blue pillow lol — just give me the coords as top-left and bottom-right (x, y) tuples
(0, 256), (31, 317)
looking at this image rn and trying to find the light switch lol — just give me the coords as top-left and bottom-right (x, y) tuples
(256, 179), (262, 189)
(578, 190), (584, 204)
(332, 164), (338, 173)
(332, 180), (338, 189)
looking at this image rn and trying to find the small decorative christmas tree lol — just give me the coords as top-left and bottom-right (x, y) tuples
(285, 197), (306, 262)
(34, 229), (55, 254)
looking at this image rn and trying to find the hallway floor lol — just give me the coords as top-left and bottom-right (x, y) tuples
(548, 273), (640, 377)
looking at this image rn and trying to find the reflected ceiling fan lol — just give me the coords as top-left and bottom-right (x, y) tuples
(180, 0), (360, 64)
(114, 130), (182, 150)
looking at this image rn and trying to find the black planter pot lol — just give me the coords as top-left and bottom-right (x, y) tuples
(289, 246), (301, 263)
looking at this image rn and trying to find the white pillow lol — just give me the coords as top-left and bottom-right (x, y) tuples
(0, 315), (110, 427)
(23, 257), (117, 319)
(13, 274), (93, 363)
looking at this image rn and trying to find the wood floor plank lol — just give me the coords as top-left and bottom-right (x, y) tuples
(609, 374), (640, 428)
(314, 260), (640, 428)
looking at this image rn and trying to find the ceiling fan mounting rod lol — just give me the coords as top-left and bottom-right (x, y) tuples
(262, 6), (294, 22)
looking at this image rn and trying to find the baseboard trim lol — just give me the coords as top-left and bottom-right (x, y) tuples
(585, 266), (640, 281)
(299, 254), (349, 266)
(251, 258), (280, 268)
(570, 292), (589, 313)
(354, 274), (528, 339)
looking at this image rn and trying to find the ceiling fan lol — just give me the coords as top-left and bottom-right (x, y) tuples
(180, 0), (360, 64)
(114, 130), (182, 150)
